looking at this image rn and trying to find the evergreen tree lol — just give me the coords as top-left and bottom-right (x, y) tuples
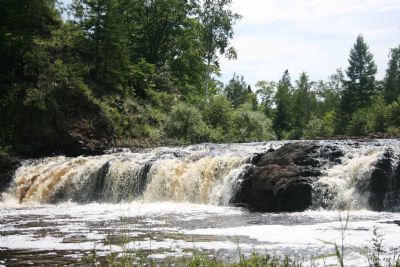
(336, 35), (377, 134)
(70, 0), (130, 94)
(273, 70), (292, 139)
(224, 74), (249, 108)
(292, 72), (313, 131)
(341, 35), (377, 114)
(384, 46), (400, 103)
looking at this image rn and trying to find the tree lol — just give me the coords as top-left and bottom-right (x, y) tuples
(384, 46), (400, 103)
(199, 0), (240, 99)
(0, 0), (61, 149)
(256, 80), (276, 117)
(165, 102), (211, 143)
(204, 95), (233, 132)
(70, 0), (130, 94)
(273, 70), (292, 139)
(231, 104), (276, 142)
(292, 72), (314, 132)
(341, 35), (377, 114)
(0, 0), (59, 99)
(336, 35), (377, 134)
(224, 74), (250, 107)
(315, 69), (343, 117)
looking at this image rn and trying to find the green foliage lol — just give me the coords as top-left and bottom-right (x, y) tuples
(315, 69), (343, 117)
(273, 70), (292, 139)
(231, 104), (276, 142)
(204, 95), (233, 132)
(336, 35), (377, 135)
(387, 98), (400, 128)
(70, 0), (130, 94)
(346, 96), (393, 136)
(185, 252), (301, 267)
(256, 80), (276, 117)
(200, 0), (241, 98)
(303, 114), (335, 139)
(2, 0), (400, 155)
(368, 96), (390, 133)
(347, 109), (370, 136)
(166, 103), (211, 143)
(224, 74), (252, 108)
(384, 46), (400, 103)
(291, 72), (315, 132)
(340, 35), (377, 116)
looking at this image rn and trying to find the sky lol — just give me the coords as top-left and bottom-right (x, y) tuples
(61, 0), (400, 86)
(219, 0), (400, 86)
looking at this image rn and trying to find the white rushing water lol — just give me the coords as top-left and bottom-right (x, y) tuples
(1, 140), (400, 266)
(4, 143), (282, 205)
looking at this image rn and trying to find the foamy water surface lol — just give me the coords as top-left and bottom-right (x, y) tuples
(1, 202), (400, 266)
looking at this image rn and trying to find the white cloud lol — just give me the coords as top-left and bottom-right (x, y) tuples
(220, 33), (344, 83)
(231, 0), (400, 25)
(220, 0), (400, 85)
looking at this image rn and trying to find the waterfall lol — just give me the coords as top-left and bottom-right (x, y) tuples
(143, 156), (250, 205)
(312, 140), (400, 210)
(4, 143), (276, 205)
(2, 140), (400, 211)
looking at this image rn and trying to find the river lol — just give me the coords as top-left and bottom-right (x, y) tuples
(1, 141), (400, 266)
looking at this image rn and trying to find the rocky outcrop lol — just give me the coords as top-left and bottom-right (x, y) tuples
(0, 154), (21, 193)
(232, 142), (343, 212)
(368, 149), (400, 211)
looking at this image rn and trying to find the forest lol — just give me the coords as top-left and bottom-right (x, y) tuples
(1, 0), (400, 157)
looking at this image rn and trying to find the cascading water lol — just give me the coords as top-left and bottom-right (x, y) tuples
(312, 140), (400, 210)
(3, 143), (280, 205)
(2, 140), (400, 210)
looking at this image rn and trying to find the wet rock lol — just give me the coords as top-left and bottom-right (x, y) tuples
(232, 142), (342, 212)
(0, 154), (21, 193)
(368, 149), (400, 211)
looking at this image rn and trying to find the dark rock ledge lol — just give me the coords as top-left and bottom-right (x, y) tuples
(232, 142), (343, 212)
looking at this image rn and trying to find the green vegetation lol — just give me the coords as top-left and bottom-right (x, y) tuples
(259, 36), (400, 140)
(1, 2), (400, 157)
(84, 236), (400, 267)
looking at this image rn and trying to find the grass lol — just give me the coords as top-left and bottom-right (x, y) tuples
(86, 246), (400, 267)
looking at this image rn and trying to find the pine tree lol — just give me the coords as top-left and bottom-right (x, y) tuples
(336, 35), (377, 134)
(273, 70), (292, 139)
(70, 0), (130, 94)
(342, 35), (377, 114)
(384, 46), (400, 103)
(224, 73), (248, 107)
(292, 72), (313, 131)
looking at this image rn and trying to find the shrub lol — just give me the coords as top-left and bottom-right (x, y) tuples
(165, 102), (211, 143)
(204, 95), (233, 133)
(303, 112), (335, 139)
(347, 109), (370, 136)
(231, 104), (276, 142)
(368, 96), (389, 133)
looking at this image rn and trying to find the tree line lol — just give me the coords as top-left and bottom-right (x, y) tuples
(0, 1), (399, 157)
(251, 35), (400, 140)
